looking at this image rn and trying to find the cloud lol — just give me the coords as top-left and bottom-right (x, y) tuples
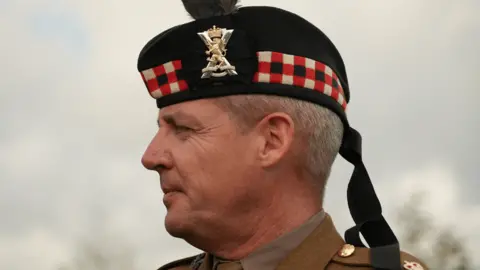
(380, 160), (480, 228)
(377, 161), (480, 265)
(0, 228), (69, 270)
(0, 1), (478, 269)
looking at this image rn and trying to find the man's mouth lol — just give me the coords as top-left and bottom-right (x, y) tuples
(162, 189), (182, 207)
(161, 186), (182, 194)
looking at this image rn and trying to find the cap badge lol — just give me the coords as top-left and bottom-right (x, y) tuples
(198, 25), (237, 79)
(403, 261), (424, 270)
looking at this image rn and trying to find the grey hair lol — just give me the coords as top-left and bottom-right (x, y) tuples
(213, 94), (344, 189)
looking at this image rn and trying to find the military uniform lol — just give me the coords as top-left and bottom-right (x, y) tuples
(136, 0), (429, 269)
(157, 213), (427, 270)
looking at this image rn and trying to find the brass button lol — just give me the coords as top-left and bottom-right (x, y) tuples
(338, 244), (355, 257)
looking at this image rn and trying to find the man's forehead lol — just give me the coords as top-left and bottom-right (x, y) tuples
(157, 99), (222, 120)
(159, 100), (199, 115)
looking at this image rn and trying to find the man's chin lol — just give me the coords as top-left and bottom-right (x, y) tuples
(164, 212), (191, 238)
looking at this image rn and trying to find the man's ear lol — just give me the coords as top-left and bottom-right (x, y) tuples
(255, 112), (295, 168)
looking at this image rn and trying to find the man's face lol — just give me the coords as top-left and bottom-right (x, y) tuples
(141, 98), (261, 238)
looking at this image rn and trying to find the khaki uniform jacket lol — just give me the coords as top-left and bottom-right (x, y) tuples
(158, 214), (428, 270)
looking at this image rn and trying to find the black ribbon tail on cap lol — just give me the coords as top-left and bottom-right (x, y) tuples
(340, 127), (402, 270)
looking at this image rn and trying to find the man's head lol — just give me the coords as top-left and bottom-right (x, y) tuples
(141, 94), (343, 245)
(137, 2), (401, 260)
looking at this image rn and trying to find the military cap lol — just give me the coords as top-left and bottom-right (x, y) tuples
(137, 0), (403, 269)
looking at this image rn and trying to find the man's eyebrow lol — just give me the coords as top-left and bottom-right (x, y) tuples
(157, 111), (201, 127)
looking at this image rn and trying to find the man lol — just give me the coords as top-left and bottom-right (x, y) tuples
(138, 1), (429, 269)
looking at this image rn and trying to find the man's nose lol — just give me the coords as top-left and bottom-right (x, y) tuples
(141, 132), (172, 171)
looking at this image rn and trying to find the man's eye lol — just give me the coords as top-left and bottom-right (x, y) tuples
(174, 125), (192, 132)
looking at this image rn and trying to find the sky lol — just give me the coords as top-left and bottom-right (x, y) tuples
(0, 0), (479, 269)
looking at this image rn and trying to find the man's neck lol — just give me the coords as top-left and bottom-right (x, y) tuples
(202, 185), (323, 260)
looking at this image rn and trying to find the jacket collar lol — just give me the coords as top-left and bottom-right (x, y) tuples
(275, 213), (345, 270)
(197, 213), (345, 270)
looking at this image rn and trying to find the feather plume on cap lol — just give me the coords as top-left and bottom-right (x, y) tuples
(181, 0), (240, 19)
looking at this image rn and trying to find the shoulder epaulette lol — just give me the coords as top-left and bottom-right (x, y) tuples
(328, 244), (429, 269)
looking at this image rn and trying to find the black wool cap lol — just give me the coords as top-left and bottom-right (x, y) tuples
(137, 4), (349, 127)
(137, 1), (402, 269)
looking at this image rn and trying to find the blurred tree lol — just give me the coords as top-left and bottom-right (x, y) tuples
(395, 191), (473, 269)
